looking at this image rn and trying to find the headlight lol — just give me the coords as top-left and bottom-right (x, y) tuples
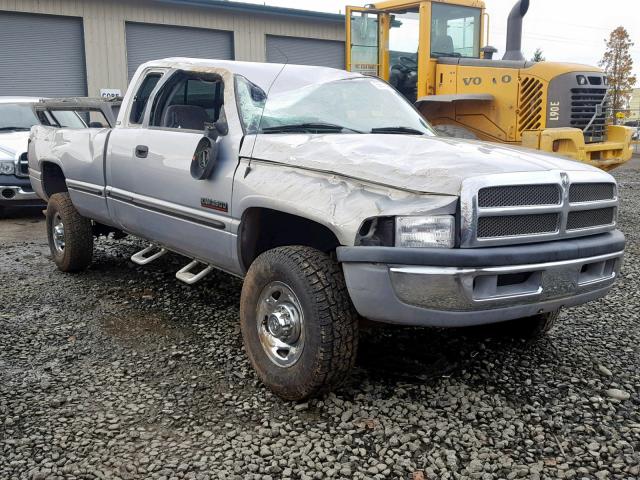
(0, 160), (15, 175)
(395, 215), (455, 248)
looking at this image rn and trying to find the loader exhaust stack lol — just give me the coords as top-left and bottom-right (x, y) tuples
(502, 0), (529, 61)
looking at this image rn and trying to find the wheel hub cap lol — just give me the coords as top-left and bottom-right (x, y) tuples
(267, 304), (301, 343)
(52, 213), (65, 253)
(257, 281), (304, 367)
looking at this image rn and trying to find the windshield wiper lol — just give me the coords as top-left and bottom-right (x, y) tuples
(371, 126), (426, 135)
(261, 122), (363, 134)
(0, 126), (31, 132)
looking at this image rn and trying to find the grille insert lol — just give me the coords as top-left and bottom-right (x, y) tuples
(478, 184), (560, 208)
(478, 213), (559, 238)
(518, 77), (543, 133)
(569, 183), (615, 203)
(566, 208), (615, 230)
(570, 87), (607, 143)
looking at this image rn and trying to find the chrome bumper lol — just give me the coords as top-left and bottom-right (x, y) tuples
(389, 251), (623, 311)
(340, 249), (624, 327)
(0, 185), (40, 202)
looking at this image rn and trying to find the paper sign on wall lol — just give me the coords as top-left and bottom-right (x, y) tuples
(100, 88), (122, 99)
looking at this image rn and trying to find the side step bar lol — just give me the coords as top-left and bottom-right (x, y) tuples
(176, 260), (214, 285)
(131, 245), (167, 265)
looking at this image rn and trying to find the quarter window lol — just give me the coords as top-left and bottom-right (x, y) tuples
(431, 4), (481, 58)
(129, 72), (162, 124)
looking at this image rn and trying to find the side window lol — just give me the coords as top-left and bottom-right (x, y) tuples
(235, 75), (266, 134)
(129, 73), (162, 124)
(150, 73), (224, 131)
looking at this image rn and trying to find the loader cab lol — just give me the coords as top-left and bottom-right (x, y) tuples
(346, 0), (485, 101)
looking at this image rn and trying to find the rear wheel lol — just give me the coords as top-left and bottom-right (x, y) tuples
(46, 192), (93, 272)
(240, 246), (358, 401)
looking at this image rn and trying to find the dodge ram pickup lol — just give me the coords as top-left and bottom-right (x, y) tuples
(0, 96), (118, 216)
(29, 58), (625, 400)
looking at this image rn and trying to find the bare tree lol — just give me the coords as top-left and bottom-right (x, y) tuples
(599, 26), (636, 124)
(531, 48), (545, 62)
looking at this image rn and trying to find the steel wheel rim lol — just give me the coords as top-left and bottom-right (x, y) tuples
(256, 280), (305, 368)
(52, 212), (65, 253)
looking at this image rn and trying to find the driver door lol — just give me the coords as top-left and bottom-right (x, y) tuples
(108, 69), (239, 273)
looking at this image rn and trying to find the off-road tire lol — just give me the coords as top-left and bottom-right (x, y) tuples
(46, 192), (93, 272)
(496, 310), (560, 340)
(240, 246), (359, 401)
(433, 123), (478, 140)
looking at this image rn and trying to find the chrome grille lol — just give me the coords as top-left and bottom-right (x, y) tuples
(478, 184), (560, 208)
(570, 87), (607, 143)
(478, 213), (559, 238)
(567, 207), (615, 231)
(15, 152), (29, 178)
(460, 171), (619, 247)
(569, 183), (615, 203)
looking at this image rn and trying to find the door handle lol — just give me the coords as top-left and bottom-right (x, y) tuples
(135, 145), (149, 158)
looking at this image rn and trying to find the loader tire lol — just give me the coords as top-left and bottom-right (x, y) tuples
(240, 246), (359, 401)
(46, 192), (93, 272)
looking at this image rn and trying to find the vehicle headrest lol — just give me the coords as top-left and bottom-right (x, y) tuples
(162, 105), (208, 130)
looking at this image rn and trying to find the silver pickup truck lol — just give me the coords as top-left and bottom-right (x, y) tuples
(29, 58), (625, 400)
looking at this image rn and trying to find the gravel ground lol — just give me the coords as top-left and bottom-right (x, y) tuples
(1, 159), (639, 480)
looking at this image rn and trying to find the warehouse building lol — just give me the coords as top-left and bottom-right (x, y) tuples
(629, 88), (640, 122)
(0, 0), (345, 98)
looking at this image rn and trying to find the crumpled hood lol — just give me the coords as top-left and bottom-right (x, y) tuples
(247, 134), (599, 195)
(0, 131), (29, 158)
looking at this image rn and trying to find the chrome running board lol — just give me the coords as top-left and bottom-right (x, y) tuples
(175, 260), (213, 285)
(131, 245), (167, 265)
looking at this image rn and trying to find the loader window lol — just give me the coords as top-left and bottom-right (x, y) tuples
(348, 10), (380, 76)
(388, 9), (420, 102)
(431, 4), (481, 58)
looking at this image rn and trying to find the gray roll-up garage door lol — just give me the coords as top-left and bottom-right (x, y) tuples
(0, 12), (87, 97)
(125, 22), (234, 80)
(266, 35), (345, 69)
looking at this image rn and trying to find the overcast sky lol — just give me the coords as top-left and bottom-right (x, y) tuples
(242, 0), (640, 85)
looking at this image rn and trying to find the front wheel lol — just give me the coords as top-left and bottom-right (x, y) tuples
(240, 246), (359, 401)
(46, 192), (93, 272)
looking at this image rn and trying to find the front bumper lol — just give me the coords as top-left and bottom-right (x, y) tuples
(0, 176), (44, 207)
(337, 231), (625, 327)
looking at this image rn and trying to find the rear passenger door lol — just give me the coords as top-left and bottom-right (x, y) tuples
(111, 69), (240, 273)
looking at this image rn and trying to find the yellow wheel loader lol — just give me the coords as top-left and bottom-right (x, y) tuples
(345, 0), (633, 170)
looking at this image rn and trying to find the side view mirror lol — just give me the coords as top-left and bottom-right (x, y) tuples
(205, 121), (227, 138)
(89, 121), (105, 128)
(190, 136), (221, 180)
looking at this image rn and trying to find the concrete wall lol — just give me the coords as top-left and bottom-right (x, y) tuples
(0, 0), (345, 96)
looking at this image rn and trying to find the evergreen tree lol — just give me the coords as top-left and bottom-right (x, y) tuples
(531, 48), (545, 62)
(599, 27), (636, 123)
